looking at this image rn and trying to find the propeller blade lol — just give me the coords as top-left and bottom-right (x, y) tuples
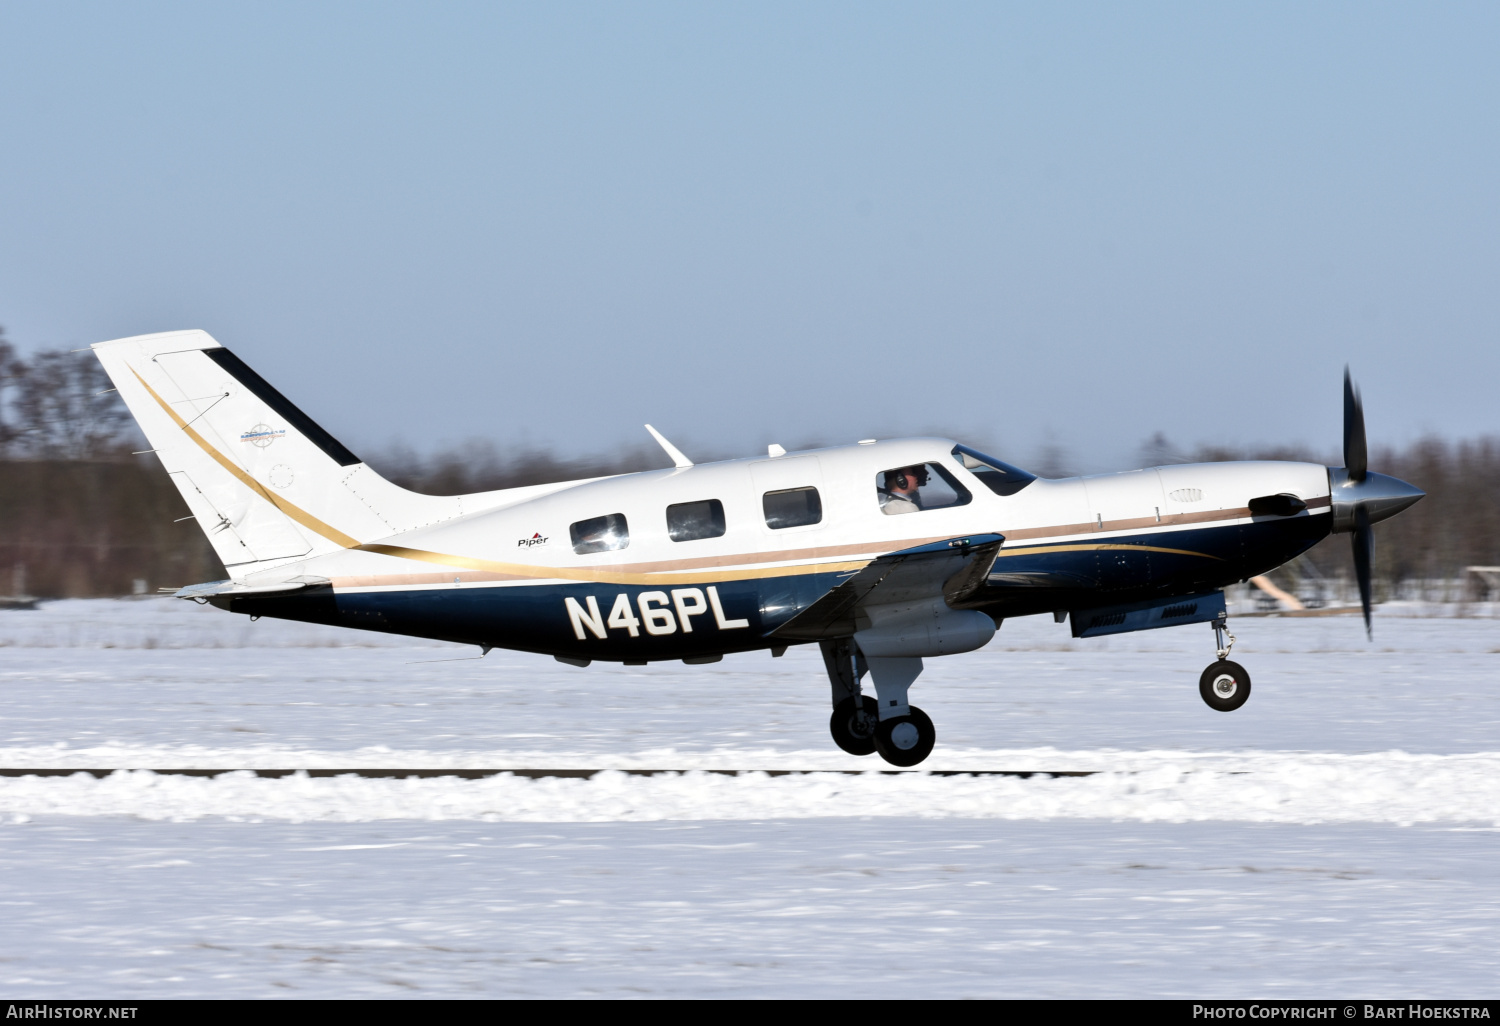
(1352, 505), (1374, 640)
(1343, 366), (1368, 482)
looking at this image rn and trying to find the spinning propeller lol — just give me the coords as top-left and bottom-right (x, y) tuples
(1331, 369), (1425, 638)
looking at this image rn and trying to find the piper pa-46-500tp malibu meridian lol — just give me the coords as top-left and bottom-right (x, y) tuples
(93, 330), (1425, 766)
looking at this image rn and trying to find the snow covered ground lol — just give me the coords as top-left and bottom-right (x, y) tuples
(1, 598), (1498, 997)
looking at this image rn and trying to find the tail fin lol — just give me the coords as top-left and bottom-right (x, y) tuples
(92, 329), (466, 572)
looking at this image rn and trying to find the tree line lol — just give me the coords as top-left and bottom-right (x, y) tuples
(1, 330), (1495, 601)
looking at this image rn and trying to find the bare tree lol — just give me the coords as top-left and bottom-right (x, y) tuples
(11, 350), (136, 459)
(368, 437), (669, 495)
(1031, 433), (1074, 479)
(0, 326), (24, 454)
(1138, 431), (1185, 468)
(0, 336), (1492, 599)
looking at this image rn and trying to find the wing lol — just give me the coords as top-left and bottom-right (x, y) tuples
(769, 534), (1004, 641)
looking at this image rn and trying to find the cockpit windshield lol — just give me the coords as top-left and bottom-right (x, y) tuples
(951, 444), (1037, 497)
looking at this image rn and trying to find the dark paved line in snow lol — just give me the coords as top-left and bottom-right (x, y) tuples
(0, 768), (1098, 780)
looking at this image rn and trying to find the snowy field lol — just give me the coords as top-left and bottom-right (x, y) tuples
(1, 598), (1498, 997)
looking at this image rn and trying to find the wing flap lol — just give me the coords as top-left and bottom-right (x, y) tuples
(770, 534), (1003, 641)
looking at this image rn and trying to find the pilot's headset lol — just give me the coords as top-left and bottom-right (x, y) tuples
(890, 465), (929, 491)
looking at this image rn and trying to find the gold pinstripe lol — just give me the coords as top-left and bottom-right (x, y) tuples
(340, 540), (1221, 589)
(355, 543), (872, 585)
(133, 361), (1227, 587)
(993, 542), (1224, 561)
(131, 366), (363, 549)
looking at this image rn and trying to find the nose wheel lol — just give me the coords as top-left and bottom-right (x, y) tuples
(1199, 660), (1251, 711)
(1200, 615), (1251, 711)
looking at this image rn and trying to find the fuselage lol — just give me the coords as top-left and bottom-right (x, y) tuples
(227, 437), (1334, 661)
(90, 329), (1426, 766)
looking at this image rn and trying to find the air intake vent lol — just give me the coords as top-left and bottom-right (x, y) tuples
(1089, 612), (1127, 628)
(1248, 493), (1308, 517)
(1161, 602), (1199, 619)
(1169, 488), (1203, 502)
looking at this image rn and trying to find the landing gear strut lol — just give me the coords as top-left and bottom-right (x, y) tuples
(822, 638), (877, 755)
(1200, 614), (1251, 712)
(819, 638), (937, 766)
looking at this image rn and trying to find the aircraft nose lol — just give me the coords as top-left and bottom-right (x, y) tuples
(1329, 468), (1426, 531)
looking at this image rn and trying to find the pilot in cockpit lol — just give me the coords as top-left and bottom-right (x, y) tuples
(880, 465), (928, 515)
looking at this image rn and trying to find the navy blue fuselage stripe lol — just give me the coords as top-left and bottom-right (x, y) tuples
(226, 515), (1330, 658)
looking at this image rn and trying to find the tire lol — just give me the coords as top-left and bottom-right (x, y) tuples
(874, 706), (936, 767)
(1199, 660), (1251, 712)
(829, 695), (880, 756)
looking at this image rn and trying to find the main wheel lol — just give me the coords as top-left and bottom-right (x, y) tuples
(829, 695), (880, 756)
(874, 706), (936, 767)
(1199, 660), (1251, 712)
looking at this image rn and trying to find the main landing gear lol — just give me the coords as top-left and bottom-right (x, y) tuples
(829, 695), (879, 756)
(1200, 614), (1251, 712)
(820, 638), (937, 766)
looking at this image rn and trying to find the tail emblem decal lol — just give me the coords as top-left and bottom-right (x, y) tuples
(130, 365), (361, 549)
(241, 424), (286, 447)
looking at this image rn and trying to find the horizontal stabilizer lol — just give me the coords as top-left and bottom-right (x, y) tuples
(174, 577), (329, 600)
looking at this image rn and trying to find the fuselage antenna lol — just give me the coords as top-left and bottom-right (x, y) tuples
(644, 424), (693, 469)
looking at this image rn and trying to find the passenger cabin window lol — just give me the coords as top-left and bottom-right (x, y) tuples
(763, 486), (822, 529)
(570, 513), (629, 554)
(951, 444), (1037, 497)
(667, 499), (726, 542)
(876, 463), (972, 515)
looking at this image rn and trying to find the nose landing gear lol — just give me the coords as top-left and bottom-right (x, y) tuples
(1199, 614), (1251, 712)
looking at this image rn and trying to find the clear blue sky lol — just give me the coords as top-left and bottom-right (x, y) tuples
(1, 2), (1495, 472)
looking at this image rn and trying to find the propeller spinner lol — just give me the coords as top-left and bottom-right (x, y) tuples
(1330, 368), (1425, 638)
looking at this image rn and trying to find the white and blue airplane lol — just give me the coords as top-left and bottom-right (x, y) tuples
(93, 330), (1424, 766)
